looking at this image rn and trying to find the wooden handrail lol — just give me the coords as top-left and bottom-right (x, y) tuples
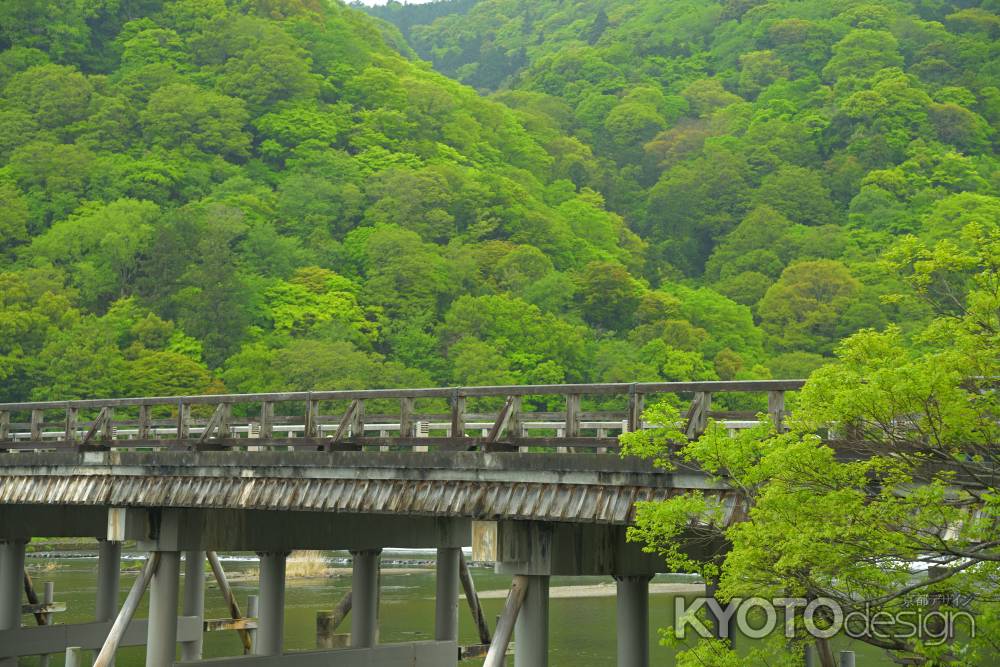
(0, 380), (805, 411)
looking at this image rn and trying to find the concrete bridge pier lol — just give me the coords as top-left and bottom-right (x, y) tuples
(616, 575), (652, 667)
(255, 551), (288, 656)
(96, 539), (122, 624)
(0, 539), (27, 667)
(181, 549), (206, 661)
(435, 547), (460, 642)
(514, 575), (550, 666)
(146, 550), (181, 667)
(350, 549), (382, 648)
(494, 520), (692, 667)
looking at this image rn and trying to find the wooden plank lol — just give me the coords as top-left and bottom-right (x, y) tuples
(207, 550), (252, 653)
(459, 553), (491, 645)
(485, 397), (514, 445)
(204, 618), (258, 632)
(93, 553), (160, 667)
(482, 575), (528, 667)
(21, 603), (66, 615)
(198, 404), (228, 444)
(81, 407), (109, 446)
(685, 392), (712, 440)
(331, 400), (361, 443)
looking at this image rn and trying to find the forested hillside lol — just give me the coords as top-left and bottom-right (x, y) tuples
(368, 0), (1000, 357)
(1, 0), (996, 405)
(0, 0), (755, 404)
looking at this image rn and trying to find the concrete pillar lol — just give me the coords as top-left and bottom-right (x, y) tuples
(146, 551), (181, 667)
(350, 549), (381, 648)
(96, 539), (122, 622)
(435, 547), (460, 642)
(181, 550), (206, 661)
(0, 539), (27, 667)
(616, 576), (651, 667)
(515, 575), (549, 667)
(255, 552), (287, 656)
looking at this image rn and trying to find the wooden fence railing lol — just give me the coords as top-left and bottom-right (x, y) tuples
(0, 380), (804, 453)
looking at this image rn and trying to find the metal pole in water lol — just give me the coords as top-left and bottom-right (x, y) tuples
(39, 581), (55, 667)
(435, 547), (460, 642)
(247, 595), (259, 652)
(840, 651), (856, 667)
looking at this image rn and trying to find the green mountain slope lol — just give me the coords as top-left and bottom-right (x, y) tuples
(0, 0), (770, 404)
(369, 0), (999, 320)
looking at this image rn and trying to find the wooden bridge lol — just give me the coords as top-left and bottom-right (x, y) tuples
(0, 380), (803, 667)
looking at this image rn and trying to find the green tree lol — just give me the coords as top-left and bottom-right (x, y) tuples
(758, 259), (860, 354)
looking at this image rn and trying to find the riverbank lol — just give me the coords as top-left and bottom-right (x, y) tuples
(473, 582), (704, 599)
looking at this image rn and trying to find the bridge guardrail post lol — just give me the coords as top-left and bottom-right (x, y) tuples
(101, 407), (115, 444)
(768, 390), (786, 432)
(0, 411), (8, 444)
(64, 405), (78, 445)
(627, 384), (644, 433)
(30, 408), (43, 442)
(450, 391), (466, 442)
(259, 401), (273, 440)
(138, 404), (151, 441)
(177, 402), (191, 443)
(351, 399), (366, 446)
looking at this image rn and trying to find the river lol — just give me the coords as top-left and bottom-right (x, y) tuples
(20, 551), (889, 666)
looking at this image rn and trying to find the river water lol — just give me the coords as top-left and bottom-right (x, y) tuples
(21, 551), (889, 666)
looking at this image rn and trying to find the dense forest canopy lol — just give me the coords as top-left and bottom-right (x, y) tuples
(367, 0), (999, 346)
(0, 0), (996, 406)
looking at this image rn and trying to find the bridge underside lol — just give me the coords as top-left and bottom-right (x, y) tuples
(0, 451), (732, 667)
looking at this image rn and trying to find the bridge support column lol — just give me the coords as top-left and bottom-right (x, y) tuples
(96, 539), (122, 622)
(514, 575), (549, 667)
(181, 550), (206, 661)
(616, 575), (652, 667)
(146, 550), (181, 667)
(435, 547), (460, 642)
(0, 539), (27, 667)
(350, 549), (381, 648)
(255, 551), (288, 656)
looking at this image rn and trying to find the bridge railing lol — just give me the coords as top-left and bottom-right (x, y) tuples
(0, 380), (804, 454)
